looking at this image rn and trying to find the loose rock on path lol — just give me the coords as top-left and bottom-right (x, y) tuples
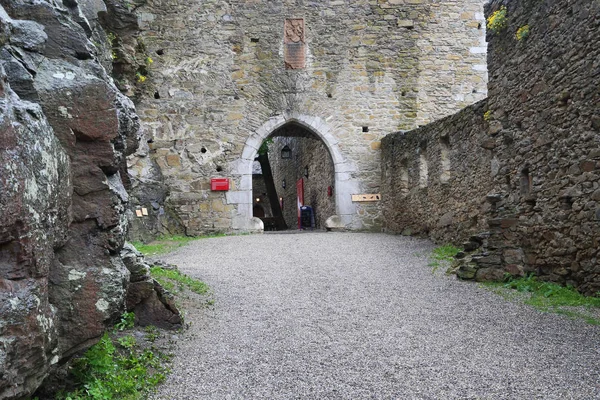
(150, 232), (600, 399)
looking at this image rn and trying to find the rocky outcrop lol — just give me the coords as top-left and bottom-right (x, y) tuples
(121, 243), (182, 330)
(0, 1), (179, 398)
(127, 139), (186, 242)
(0, 63), (69, 400)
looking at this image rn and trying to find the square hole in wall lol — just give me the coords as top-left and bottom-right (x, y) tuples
(362, 126), (369, 133)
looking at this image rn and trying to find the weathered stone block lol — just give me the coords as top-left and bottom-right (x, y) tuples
(475, 267), (505, 282)
(457, 263), (478, 280)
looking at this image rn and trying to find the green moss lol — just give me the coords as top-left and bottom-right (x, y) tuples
(132, 234), (225, 256)
(484, 274), (600, 325)
(427, 244), (461, 273)
(150, 267), (209, 295)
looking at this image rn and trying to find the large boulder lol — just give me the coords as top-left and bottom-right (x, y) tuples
(0, 66), (69, 400)
(0, 1), (172, 398)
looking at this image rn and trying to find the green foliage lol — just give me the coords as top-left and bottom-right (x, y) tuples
(428, 245), (461, 273)
(485, 274), (600, 325)
(57, 333), (169, 400)
(515, 25), (530, 41)
(431, 245), (461, 262)
(115, 312), (135, 331)
(117, 335), (136, 350)
(503, 275), (600, 308)
(257, 138), (274, 156)
(106, 32), (117, 45)
(428, 243), (459, 264)
(144, 326), (160, 343)
(150, 267), (209, 295)
(483, 110), (492, 122)
(132, 234), (225, 256)
(487, 6), (508, 34)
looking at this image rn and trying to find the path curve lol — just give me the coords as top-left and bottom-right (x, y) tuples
(151, 232), (600, 399)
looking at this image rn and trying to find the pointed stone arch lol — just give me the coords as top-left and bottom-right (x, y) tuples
(228, 112), (359, 231)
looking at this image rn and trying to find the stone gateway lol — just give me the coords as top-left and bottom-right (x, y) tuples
(129, 0), (488, 235)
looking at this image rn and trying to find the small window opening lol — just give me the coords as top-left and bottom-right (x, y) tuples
(400, 159), (409, 196)
(201, 147), (207, 154)
(419, 154), (429, 188)
(154, 91), (160, 99)
(440, 136), (451, 184)
(251, 38), (260, 43)
(362, 126), (369, 133)
(419, 142), (428, 188)
(216, 166), (223, 172)
(156, 49), (164, 55)
(520, 168), (531, 196)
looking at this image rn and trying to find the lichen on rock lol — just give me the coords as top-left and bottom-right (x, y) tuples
(0, 1), (180, 398)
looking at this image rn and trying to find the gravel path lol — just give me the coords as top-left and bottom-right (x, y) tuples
(151, 232), (600, 399)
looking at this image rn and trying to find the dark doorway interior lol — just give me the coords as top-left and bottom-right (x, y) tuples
(252, 123), (335, 230)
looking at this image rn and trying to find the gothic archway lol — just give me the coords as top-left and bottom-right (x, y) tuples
(228, 113), (359, 231)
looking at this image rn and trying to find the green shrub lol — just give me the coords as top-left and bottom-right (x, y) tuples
(58, 333), (169, 400)
(487, 6), (508, 34)
(515, 25), (530, 41)
(115, 312), (135, 331)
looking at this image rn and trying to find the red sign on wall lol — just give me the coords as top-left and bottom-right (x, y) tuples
(210, 178), (230, 191)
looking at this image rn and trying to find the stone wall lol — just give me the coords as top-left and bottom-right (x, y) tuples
(416, 0), (488, 126)
(382, 0), (600, 294)
(132, 0), (487, 234)
(381, 100), (491, 242)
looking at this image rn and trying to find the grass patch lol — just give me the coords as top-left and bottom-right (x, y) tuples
(484, 274), (600, 325)
(428, 244), (461, 272)
(57, 331), (170, 400)
(132, 234), (225, 256)
(150, 267), (209, 295)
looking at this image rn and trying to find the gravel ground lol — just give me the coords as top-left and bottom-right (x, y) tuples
(150, 232), (600, 400)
